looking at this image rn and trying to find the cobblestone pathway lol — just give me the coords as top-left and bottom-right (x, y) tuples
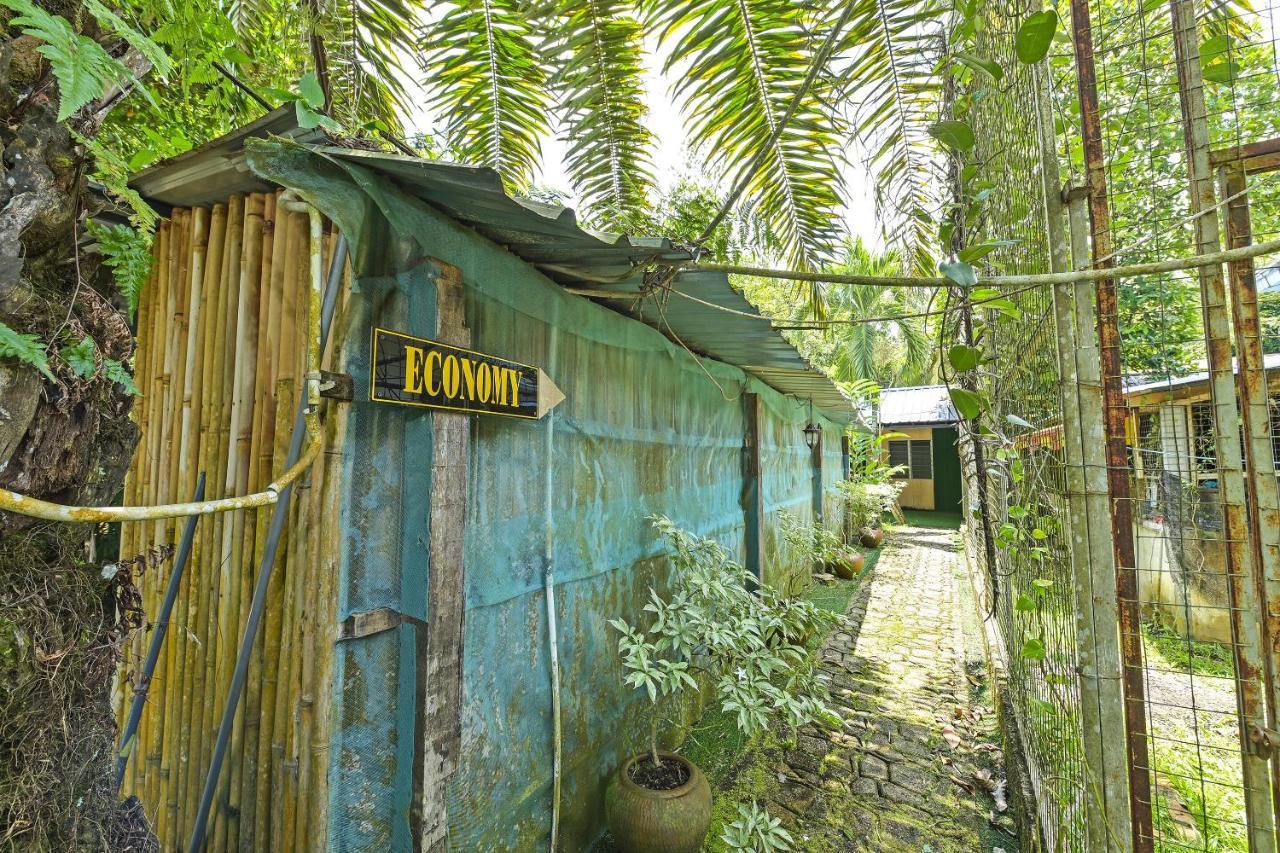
(715, 525), (1011, 852)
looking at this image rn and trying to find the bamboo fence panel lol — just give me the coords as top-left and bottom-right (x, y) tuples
(115, 191), (343, 852)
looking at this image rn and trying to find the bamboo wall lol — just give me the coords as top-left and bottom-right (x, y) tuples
(115, 191), (345, 851)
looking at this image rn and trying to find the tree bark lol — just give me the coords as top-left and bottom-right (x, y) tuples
(0, 18), (146, 850)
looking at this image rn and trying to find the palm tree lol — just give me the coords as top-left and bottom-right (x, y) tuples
(804, 239), (933, 386)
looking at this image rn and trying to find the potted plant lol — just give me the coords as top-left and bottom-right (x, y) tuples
(839, 480), (901, 548)
(604, 517), (840, 853)
(780, 511), (862, 579)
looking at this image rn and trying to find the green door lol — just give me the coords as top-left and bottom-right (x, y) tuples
(931, 427), (963, 512)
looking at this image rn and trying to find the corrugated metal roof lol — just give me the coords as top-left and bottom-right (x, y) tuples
(879, 385), (958, 426)
(130, 109), (853, 422)
(1125, 351), (1280, 397)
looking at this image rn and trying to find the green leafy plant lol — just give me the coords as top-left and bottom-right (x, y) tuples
(609, 516), (839, 769)
(836, 480), (900, 532)
(60, 336), (97, 379)
(0, 321), (54, 382)
(86, 220), (152, 316)
(720, 800), (795, 852)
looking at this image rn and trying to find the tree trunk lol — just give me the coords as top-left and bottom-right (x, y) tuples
(0, 22), (147, 851)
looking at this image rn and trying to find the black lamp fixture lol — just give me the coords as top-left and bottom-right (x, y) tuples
(803, 399), (821, 450)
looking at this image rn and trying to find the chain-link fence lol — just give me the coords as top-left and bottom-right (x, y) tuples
(958, 0), (1280, 849)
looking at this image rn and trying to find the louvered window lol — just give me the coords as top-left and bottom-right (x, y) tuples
(888, 438), (932, 479)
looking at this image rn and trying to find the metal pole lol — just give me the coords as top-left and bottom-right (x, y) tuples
(187, 233), (347, 853)
(115, 472), (207, 789)
(1220, 159), (1280, 838)
(1067, 0), (1155, 845)
(1168, 1), (1278, 844)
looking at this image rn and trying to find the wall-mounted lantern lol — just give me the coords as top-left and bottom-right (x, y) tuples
(803, 400), (821, 449)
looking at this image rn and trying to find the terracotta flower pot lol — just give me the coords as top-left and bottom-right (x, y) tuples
(605, 752), (712, 853)
(859, 527), (885, 549)
(829, 549), (864, 580)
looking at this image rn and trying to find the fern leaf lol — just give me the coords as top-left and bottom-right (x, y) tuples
(61, 336), (97, 379)
(0, 321), (54, 383)
(86, 220), (152, 316)
(1, 0), (130, 121)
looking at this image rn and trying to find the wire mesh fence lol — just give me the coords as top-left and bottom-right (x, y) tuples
(959, 0), (1280, 849)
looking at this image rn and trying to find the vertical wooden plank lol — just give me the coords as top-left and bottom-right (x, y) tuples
(811, 429), (823, 526)
(418, 260), (470, 852)
(742, 393), (763, 584)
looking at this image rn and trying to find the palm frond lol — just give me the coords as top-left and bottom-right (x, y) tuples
(546, 0), (653, 231)
(835, 0), (945, 277)
(421, 0), (552, 191)
(642, 0), (847, 272)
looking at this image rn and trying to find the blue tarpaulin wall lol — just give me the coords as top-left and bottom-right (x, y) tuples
(247, 142), (850, 852)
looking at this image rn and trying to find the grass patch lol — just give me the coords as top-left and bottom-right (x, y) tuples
(1143, 620), (1235, 679)
(901, 509), (964, 529)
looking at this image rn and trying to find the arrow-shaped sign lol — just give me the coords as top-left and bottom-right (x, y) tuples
(370, 327), (565, 420)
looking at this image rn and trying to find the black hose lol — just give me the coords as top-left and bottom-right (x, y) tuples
(115, 472), (207, 790)
(187, 233), (347, 851)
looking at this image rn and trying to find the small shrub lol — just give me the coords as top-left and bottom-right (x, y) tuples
(609, 516), (842, 768)
(721, 801), (794, 852)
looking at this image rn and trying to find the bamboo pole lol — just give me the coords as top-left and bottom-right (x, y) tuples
(220, 192), (265, 852)
(241, 193), (287, 849)
(117, 217), (162, 793)
(253, 210), (302, 853)
(165, 202), (218, 849)
(205, 193), (244, 851)
(145, 208), (189, 814)
(268, 217), (304, 853)
(177, 199), (230, 847)
(136, 210), (173, 806)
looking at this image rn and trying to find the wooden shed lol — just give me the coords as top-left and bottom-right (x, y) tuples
(878, 385), (963, 512)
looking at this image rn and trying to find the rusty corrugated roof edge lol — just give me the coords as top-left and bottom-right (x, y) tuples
(130, 109), (854, 423)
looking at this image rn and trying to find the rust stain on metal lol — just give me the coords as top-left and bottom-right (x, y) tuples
(1068, 0), (1155, 846)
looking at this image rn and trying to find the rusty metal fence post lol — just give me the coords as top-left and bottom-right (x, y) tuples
(1168, 1), (1279, 846)
(1067, 0), (1156, 845)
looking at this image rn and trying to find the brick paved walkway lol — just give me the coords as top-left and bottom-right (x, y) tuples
(714, 525), (1011, 852)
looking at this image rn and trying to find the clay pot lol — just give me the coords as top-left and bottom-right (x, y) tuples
(829, 549), (865, 580)
(605, 752), (712, 853)
(859, 527), (885, 549)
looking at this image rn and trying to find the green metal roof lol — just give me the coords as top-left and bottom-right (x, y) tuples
(130, 109), (853, 422)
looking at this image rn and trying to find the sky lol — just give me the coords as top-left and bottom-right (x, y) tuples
(402, 34), (883, 249)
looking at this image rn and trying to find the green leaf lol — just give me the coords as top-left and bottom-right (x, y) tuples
(104, 358), (140, 396)
(954, 52), (1003, 81)
(959, 240), (1016, 263)
(1020, 637), (1046, 661)
(947, 344), (980, 372)
(1015, 10), (1059, 64)
(298, 72), (326, 109)
(983, 297), (1023, 319)
(0, 320), (53, 382)
(1, 0), (130, 121)
(939, 260), (978, 287)
(86, 220), (151, 316)
(949, 387), (986, 420)
(928, 119), (975, 153)
(295, 101), (340, 132)
(1201, 61), (1240, 84)
(82, 0), (171, 79)
(1014, 594), (1036, 612)
(1031, 578), (1054, 591)
(1006, 413), (1032, 428)
(61, 336), (97, 379)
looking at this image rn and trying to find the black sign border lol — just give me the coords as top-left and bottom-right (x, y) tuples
(369, 326), (541, 420)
